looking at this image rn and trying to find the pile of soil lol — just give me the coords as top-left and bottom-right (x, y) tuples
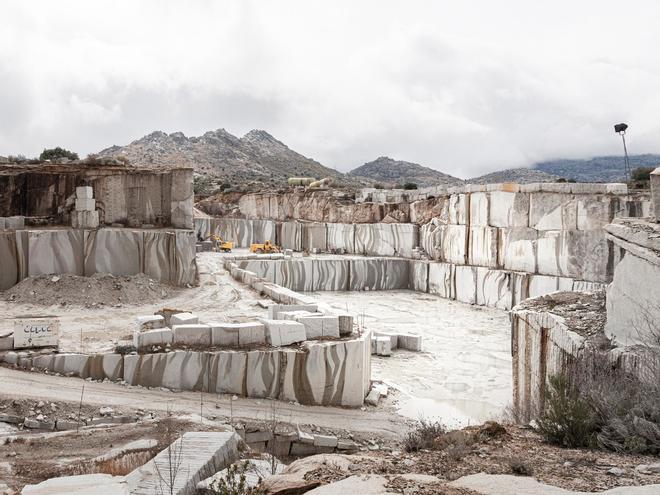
(1, 273), (181, 307)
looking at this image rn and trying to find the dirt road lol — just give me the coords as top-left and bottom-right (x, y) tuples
(0, 366), (407, 439)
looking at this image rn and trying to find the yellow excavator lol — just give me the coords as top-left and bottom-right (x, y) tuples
(206, 234), (233, 252)
(250, 240), (281, 254)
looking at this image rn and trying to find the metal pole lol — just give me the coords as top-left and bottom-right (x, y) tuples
(621, 133), (631, 182)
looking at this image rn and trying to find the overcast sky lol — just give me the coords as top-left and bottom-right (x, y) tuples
(2, 1), (659, 178)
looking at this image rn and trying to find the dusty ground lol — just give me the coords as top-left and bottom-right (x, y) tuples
(1, 273), (181, 308)
(310, 289), (512, 427)
(0, 253), (270, 353)
(301, 423), (660, 492)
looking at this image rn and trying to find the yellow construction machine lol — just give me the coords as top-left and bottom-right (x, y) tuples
(206, 234), (233, 252)
(250, 240), (281, 254)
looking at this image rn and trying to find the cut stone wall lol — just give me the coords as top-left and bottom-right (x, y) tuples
(7, 331), (372, 407)
(604, 218), (660, 346)
(231, 255), (605, 311)
(510, 309), (584, 423)
(0, 227), (198, 290)
(0, 164), (194, 229)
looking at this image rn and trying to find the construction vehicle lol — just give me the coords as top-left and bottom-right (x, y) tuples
(250, 240), (281, 254)
(205, 234), (233, 252)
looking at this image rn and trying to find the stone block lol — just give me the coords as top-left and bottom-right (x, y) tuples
(528, 275), (560, 298)
(75, 198), (96, 211)
(268, 304), (318, 319)
(29, 229), (84, 276)
(172, 324), (211, 346)
(449, 194), (468, 224)
(313, 434), (338, 448)
(76, 186), (94, 199)
(301, 222), (327, 252)
(354, 223), (418, 258)
(577, 195), (614, 231)
(135, 315), (165, 332)
(84, 228), (142, 277)
(72, 210), (99, 229)
(290, 442), (318, 455)
(245, 430), (273, 443)
(468, 226), (499, 268)
(337, 313), (354, 335)
(326, 223), (355, 252)
(499, 228), (537, 273)
(469, 192), (489, 226)
(209, 322), (260, 347)
(312, 259), (350, 291)
(295, 315), (340, 339)
(262, 320), (307, 347)
(454, 265), (477, 304)
(409, 260), (429, 292)
(170, 312), (199, 326)
(5, 216), (25, 230)
(398, 333), (422, 351)
(246, 350), (281, 397)
(375, 337), (392, 356)
(529, 193), (577, 230)
(488, 191), (529, 228)
(441, 225), (468, 264)
(134, 328), (173, 349)
(349, 258), (410, 290)
(475, 267), (512, 310)
(208, 351), (247, 394)
(238, 324), (267, 347)
(651, 168), (660, 221)
(428, 262), (453, 298)
(297, 430), (315, 444)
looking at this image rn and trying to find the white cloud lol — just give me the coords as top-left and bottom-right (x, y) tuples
(1, 0), (659, 177)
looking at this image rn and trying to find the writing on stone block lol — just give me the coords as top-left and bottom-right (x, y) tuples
(13, 319), (59, 348)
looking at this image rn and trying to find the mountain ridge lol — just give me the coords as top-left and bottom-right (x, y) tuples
(349, 156), (464, 187)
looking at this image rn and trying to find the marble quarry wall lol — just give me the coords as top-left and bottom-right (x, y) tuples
(231, 255), (604, 311)
(604, 219), (660, 346)
(0, 163), (194, 229)
(0, 227), (198, 290)
(2, 330), (372, 407)
(200, 183), (650, 286)
(194, 217), (277, 247)
(510, 308), (584, 423)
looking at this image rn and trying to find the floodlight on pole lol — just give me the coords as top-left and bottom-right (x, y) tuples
(614, 123), (631, 182)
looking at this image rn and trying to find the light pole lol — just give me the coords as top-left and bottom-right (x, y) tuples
(614, 123), (631, 182)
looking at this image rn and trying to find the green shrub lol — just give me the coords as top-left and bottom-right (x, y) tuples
(39, 147), (79, 161)
(403, 182), (418, 190)
(631, 167), (654, 182)
(537, 374), (598, 448)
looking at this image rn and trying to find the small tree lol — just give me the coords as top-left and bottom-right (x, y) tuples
(631, 167), (655, 182)
(403, 182), (418, 190)
(39, 147), (79, 161)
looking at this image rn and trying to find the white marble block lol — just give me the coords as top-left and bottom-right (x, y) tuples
(71, 210), (99, 229)
(398, 333), (422, 352)
(76, 186), (94, 199)
(134, 328), (173, 349)
(262, 320), (307, 347)
(75, 198), (96, 212)
(135, 315), (165, 332)
(210, 322), (262, 347)
(172, 324), (211, 346)
(375, 336), (392, 356)
(170, 312), (199, 326)
(238, 324), (267, 347)
(295, 315), (340, 339)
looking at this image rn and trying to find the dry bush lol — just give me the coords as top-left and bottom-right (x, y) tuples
(403, 419), (446, 452)
(538, 348), (660, 454)
(509, 457), (534, 476)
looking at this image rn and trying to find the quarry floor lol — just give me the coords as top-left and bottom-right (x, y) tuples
(310, 290), (512, 426)
(0, 251), (513, 429)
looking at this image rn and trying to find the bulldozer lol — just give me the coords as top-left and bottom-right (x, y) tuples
(250, 240), (281, 254)
(205, 234), (233, 252)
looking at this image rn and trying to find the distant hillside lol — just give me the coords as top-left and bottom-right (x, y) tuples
(534, 154), (660, 182)
(349, 157), (464, 187)
(97, 129), (352, 190)
(468, 167), (560, 184)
